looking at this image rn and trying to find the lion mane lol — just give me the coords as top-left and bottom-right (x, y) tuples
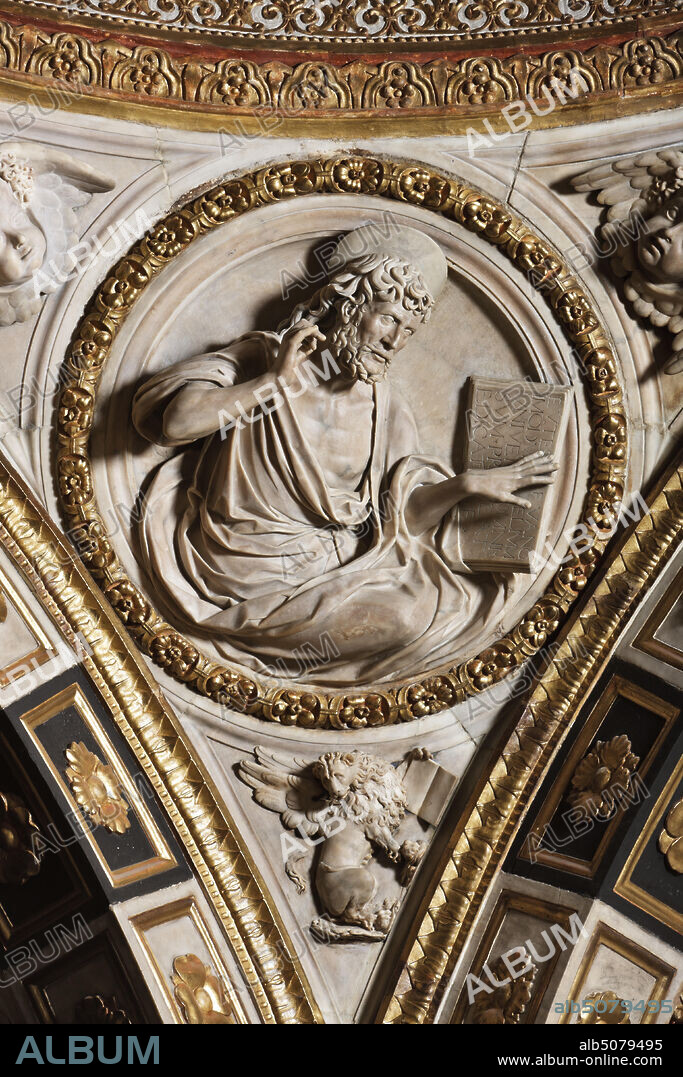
(312, 751), (407, 854)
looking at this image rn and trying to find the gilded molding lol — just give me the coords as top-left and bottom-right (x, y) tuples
(172, 953), (236, 1024)
(0, 315), (678, 1029)
(451, 891), (575, 1024)
(20, 681), (179, 888)
(130, 896), (248, 1023)
(382, 454), (682, 1023)
(0, 0), (674, 43)
(64, 740), (131, 835)
(658, 798), (683, 873)
(0, 560), (54, 687)
(613, 749), (683, 933)
(55, 155), (628, 728)
(0, 19), (679, 130)
(519, 675), (677, 879)
(558, 922), (674, 1026)
(0, 454), (319, 1024)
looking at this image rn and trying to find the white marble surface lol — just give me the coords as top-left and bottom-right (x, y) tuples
(112, 879), (261, 1024)
(0, 99), (680, 1021)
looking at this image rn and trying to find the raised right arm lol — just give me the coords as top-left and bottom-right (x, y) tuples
(162, 376), (276, 442)
(162, 320), (326, 442)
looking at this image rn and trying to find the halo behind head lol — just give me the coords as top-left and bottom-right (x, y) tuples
(329, 224), (448, 301)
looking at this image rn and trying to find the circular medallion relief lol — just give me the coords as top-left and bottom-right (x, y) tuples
(56, 157), (627, 728)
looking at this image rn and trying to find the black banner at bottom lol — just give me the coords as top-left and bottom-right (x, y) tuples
(0, 1022), (679, 1066)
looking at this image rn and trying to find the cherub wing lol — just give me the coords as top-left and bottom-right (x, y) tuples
(573, 148), (683, 372)
(573, 147), (683, 224)
(1, 141), (114, 195)
(237, 747), (326, 838)
(0, 143), (115, 326)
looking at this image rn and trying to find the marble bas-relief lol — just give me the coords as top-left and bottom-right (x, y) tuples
(574, 146), (683, 374)
(238, 746), (443, 943)
(0, 141), (113, 326)
(132, 225), (558, 687)
(460, 377), (571, 572)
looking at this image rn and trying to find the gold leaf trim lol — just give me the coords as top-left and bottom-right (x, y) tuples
(64, 740), (131, 835)
(0, 20), (679, 129)
(0, 0), (675, 45)
(382, 454), (682, 1023)
(0, 452), (319, 1024)
(55, 155), (627, 728)
(658, 797), (683, 873)
(0, 336), (678, 1029)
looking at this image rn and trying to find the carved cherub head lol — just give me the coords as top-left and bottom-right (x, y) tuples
(282, 225), (447, 383)
(574, 148), (683, 373)
(636, 181), (683, 284)
(0, 142), (113, 327)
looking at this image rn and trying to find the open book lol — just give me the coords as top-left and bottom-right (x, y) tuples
(457, 376), (572, 573)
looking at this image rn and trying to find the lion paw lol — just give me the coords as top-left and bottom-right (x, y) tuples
(368, 899), (396, 934)
(401, 839), (426, 865)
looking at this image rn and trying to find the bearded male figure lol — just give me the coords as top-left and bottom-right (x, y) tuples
(132, 226), (556, 686)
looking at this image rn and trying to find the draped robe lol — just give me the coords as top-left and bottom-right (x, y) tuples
(132, 332), (502, 686)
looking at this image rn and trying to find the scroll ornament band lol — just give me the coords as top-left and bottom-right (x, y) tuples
(0, 0), (675, 43)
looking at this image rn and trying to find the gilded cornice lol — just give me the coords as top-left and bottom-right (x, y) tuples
(0, 453), (320, 1024)
(0, 0), (676, 46)
(381, 453), (683, 1024)
(0, 15), (680, 131)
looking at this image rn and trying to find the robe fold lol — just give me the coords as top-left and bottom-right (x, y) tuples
(132, 333), (502, 686)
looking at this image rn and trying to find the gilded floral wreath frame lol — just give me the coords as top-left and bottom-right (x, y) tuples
(55, 155), (627, 730)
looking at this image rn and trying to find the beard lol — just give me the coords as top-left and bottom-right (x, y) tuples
(326, 318), (392, 384)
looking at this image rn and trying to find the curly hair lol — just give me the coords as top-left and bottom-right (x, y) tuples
(643, 161), (683, 214)
(0, 153), (34, 206)
(313, 750), (407, 852)
(280, 253), (434, 335)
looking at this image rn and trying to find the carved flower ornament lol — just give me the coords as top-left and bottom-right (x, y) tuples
(568, 735), (639, 818)
(64, 741), (131, 834)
